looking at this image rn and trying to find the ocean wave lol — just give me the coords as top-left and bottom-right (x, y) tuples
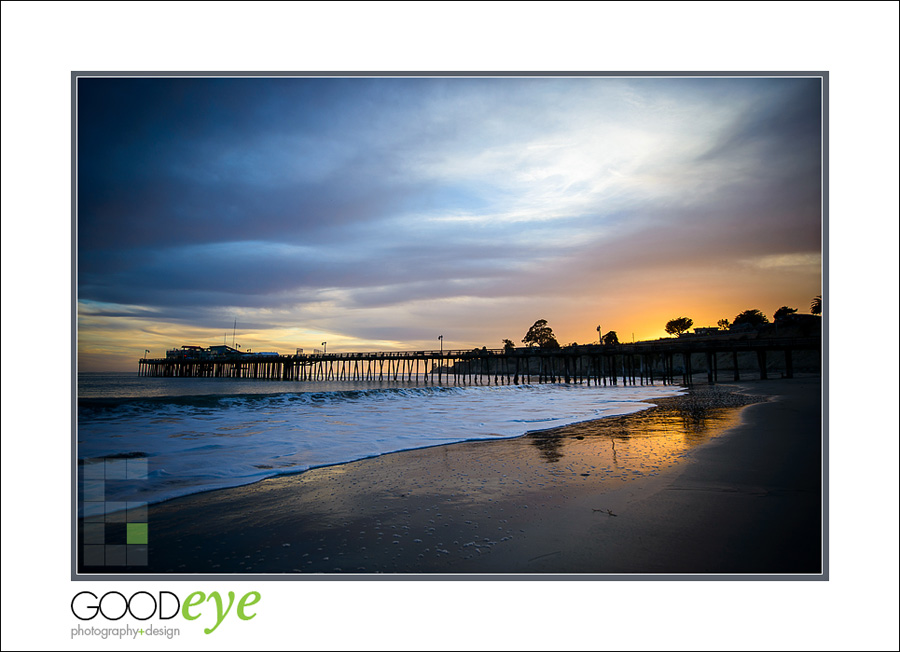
(78, 380), (685, 508)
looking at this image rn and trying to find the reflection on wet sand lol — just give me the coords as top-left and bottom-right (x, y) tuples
(528, 394), (755, 483)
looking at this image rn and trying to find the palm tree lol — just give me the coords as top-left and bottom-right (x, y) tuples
(811, 295), (822, 315)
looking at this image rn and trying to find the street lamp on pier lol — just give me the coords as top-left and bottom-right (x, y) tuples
(438, 335), (443, 355)
(322, 341), (327, 355)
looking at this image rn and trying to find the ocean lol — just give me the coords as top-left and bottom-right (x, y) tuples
(77, 372), (685, 509)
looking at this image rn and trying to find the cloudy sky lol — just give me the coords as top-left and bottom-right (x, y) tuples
(77, 75), (822, 371)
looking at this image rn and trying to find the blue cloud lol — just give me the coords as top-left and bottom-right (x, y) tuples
(78, 76), (823, 337)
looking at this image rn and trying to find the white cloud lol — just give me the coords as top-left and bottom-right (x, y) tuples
(746, 253), (822, 269)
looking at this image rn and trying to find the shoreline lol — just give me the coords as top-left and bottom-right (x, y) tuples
(78, 376), (822, 576)
(77, 381), (690, 510)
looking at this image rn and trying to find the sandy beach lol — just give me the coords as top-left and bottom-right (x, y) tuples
(82, 376), (822, 576)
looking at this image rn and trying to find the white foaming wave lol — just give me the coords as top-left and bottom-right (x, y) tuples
(78, 382), (684, 508)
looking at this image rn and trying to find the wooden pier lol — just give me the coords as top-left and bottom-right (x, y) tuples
(138, 336), (821, 386)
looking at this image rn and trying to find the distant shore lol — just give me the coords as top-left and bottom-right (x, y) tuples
(81, 376), (822, 576)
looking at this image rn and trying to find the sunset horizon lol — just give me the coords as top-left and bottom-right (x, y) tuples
(81, 294), (823, 372)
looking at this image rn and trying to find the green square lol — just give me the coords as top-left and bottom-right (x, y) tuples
(126, 522), (148, 544)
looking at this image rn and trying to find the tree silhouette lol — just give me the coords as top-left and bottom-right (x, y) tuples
(522, 319), (559, 348)
(601, 330), (619, 346)
(733, 309), (769, 327)
(665, 317), (694, 336)
(774, 306), (798, 320)
(502, 338), (515, 352)
(717, 318), (731, 330)
(811, 295), (822, 315)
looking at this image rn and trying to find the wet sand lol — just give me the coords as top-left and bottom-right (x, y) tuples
(85, 377), (822, 576)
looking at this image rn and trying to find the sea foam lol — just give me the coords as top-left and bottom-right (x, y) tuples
(78, 380), (684, 508)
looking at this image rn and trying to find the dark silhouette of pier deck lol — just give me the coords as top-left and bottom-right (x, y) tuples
(138, 336), (820, 386)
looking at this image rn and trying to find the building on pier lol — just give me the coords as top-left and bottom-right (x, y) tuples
(165, 345), (245, 360)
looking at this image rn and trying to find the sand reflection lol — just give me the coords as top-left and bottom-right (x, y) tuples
(528, 394), (754, 483)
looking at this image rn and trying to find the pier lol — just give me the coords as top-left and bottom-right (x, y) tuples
(138, 336), (821, 386)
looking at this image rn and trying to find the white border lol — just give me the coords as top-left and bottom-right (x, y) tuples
(3, 2), (898, 651)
